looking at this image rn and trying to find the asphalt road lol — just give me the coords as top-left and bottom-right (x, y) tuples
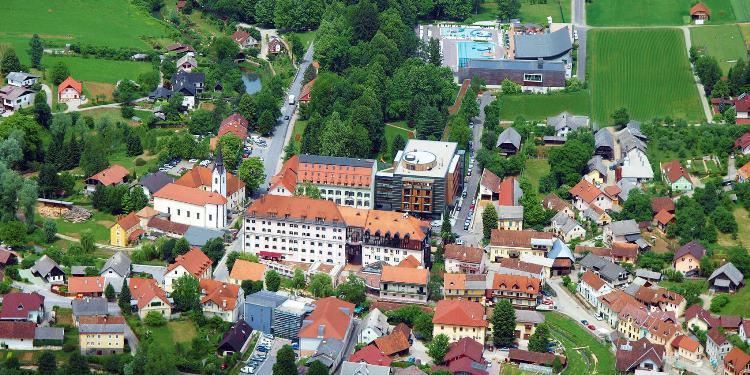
(572, 0), (587, 81)
(213, 228), (243, 282)
(547, 277), (611, 335)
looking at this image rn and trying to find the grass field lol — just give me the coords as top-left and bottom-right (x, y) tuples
(588, 29), (704, 125)
(587, 0), (735, 26)
(732, 0), (750, 21)
(520, 0), (571, 24)
(740, 24), (750, 47)
(718, 206), (750, 248)
(545, 312), (615, 375)
(43, 56), (154, 84)
(691, 25), (747, 73)
(379, 122), (415, 162)
(37, 208), (114, 243)
(501, 91), (591, 121)
(523, 158), (550, 193)
(719, 286), (750, 317)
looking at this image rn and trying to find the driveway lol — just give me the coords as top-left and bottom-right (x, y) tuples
(40, 84), (52, 106)
(11, 280), (71, 310)
(108, 303), (140, 354)
(547, 277), (612, 335)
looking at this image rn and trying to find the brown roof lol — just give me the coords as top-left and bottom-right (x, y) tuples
(147, 217), (189, 235)
(498, 258), (544, 274)
(88, 164), (129, 186)
(136, 206), (159, 219)
(611, 242), (639, 259)
(672, 335), (700, 353)
(200, 279), (241, 311)
(738, 162), (750, 181)
(78, 315), (126, 325)
(364, 211), (428, 241)
(129, 277), (169, 309)
(374, 330), (410, 356)
(349, 344), (393, 366)
(570, 179), (604, 203)
(398, 255), (422, 268)
(661, 160), (691, 184)
(153, 183), (228, 205)
(444, 244), (484, 264)
(0, 293), (44, 319)
(229, 259), (266, 282)
(380, 265), (428, 285)
(498, 177), (517, 206)
(68, 276), (105, 294)
(393, 323), (411, 339)
(481, 169), (502, 193)
(231, 30), (252, 45)
(598, 290), (644, 313)
(490, 229), (554, 248)
(175, 166), (244, 196)
(299, 79), (315, 102)
(433, 300), (487, 327)
(708, 327), (728, 345)
(508, 349), (564, 366)
(724, 347), (750, 372)
(0, 321), (36, 340)
(116, 212), (139, 231)
(541, 194), (571, 212)
(299, 297), (354, 340)
(246, 195), (344, 224)
(443, 273), (486, 290)
(674, 241), (706, 261)
(651, 197), (675, 213)
(167, 247), (212, 277)
(615, 338), (664, 372)
(634, 286), (685, 306)
(604, 185), (622, 198)
(269, 155), (300, 192)
(491, 273), (541, 294)
(0, 248), (16, 264)
(218, 113), (249, 140)
(581, 270), (607, 290)
(654, 210), (675, 225)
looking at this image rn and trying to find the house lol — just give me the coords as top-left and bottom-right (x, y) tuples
(68, 276), (105, 297)
(242, 290), (288, 334)
(546, 238), (575, 276)
(373, 329), (410, 357)
(210, 113), (249, 149)
(432, 300), (487, 345)
(585, 156), (608, 185)
(358, 309), (390, 344)
(725, 347), (750, 375)
(496, 127), (521, 156)
(434, 337), (488, 375)
(85, 164), (130, 193)
(200, 279), (244, 322)
(707, 327), (732, 364)
(0, 85), (34, 111)
(444, 244), (485, 274)
(653, 210), (674, 231)
(456, 59), (566, 93)
(0, 321), (36, 350)
(379, 264), (429, 304)
(690, 2), (711, 24)
(78, 316), (125, 355)
(634, 286), (686, 317)
(299, 79), (315, 103)
(541, 193), (575, 218)
(738, 162), (750, 183)
(569, 179), (612, 212)
(615, 338), (665, 372)
(514, 309), (544, 339)
(110, 212), (141, 247)
(576, 243), (638, 264)
(671, 335), (703, 364)
(617, 128), (654, 184)
(651, 197), (675, 215)
(139, 171), (174, 199)
(0, 248), (17, 268)
(163, 247), (213, 293)
(268, 37), (284, 54)
(0, 293), (45, 323)
(146, 216), (189, 238)
(229, 259), (266, 286)
(597, 290), (644, 327)
(708, 262), (744, 292)
(578, 270), (612, 308)
(100, 252), (131, 280)
(231, 29), (258, 49)
(488, 229), (555, 261)
(128, 278), (171, 320)
(393, 366), (427, 375)
(742, 320), (750, 344)
(548, 112), (589, 138)
(496, 258), (546, 280)
(170, 70), (205, 110)
(488, 273), (540, 309)
(595, 128), (614, 160)
(348, 344), (393, 367)
(673, 240), (706, 276)
(309, 338), (345, 369)
(442, 273), (487, 304)
(736, 94), (750, 124)
(579, 253), (629, 287)
(635, 269), (662, 282)
(299, 297), (354, 352)
(217, 320), (253, 356)
(176, 53), (197, 72)
(497, 205), (524, 231)
(736, 133), (750, 155)
(550, 211), (586, 242)
(340, 361), (391, 375)
(30, 255), (65, 284)
(57, 76), (82, 102)
(605, 219), (640, 244)
(71, 297), (109, 324)
(661, 160), (693, 192)
(6, 72), (39, 87)
(617, 305), (682, 352)
(508, 349), (565, 368)
(166, 43), (195, 54)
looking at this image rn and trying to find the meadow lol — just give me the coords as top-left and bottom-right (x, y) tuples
(691, 25), (747, 73)
(500, 91), (591, 121)
(587, 0), (735, 26)
(466, 0), (570, 24)
(732, 0), (750, 21)
(587, 29), (704, 125)
(44, 55), (154, 84)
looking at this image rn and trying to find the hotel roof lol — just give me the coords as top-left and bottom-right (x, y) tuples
(392, 139), (459, 178)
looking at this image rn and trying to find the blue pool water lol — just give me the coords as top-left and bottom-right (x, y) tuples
(457, 41), (494, 67)
(440, 27), (494, 39)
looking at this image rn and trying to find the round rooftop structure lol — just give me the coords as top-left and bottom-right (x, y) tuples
(401, 150), (437, 171)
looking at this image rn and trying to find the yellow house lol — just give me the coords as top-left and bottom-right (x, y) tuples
(129, 278), (171, 320)
(432, 300), (487, 345)
(673, 241), (705, 276)
(78, 316), (125, 355)
(443, 273), (486, 304)
(109, 212), (141, 247)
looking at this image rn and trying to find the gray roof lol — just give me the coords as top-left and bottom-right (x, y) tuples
(362, 308), (390, 336)
(635, 269), (662, 280)
(80, 323), (125, 334)
(101, 251), (131, 278)
(176, 54), (197, 68)
(132, 264), (166, 284)
(496, 127), (522, 149)
(139, 171), (174, 194)
(514, 26), (573, 59)
(618, 127), (648, 157)
(623, 282), (641, 296)
(149, 86), (173, 99)
(709, 262), (744, 285)
(466, 58), (566, 72)
(580, 253), (627, 283)
(587, 156), (607, 176)
(6, 72), (38, 81)
(35, 327), (64, 341)
(245, 290), (288, 308)
(298, 154), (375, 168)
(514, 309), (545, 324)
(71, 266), (88, 276)
(310, 338), (344, 368)
(616, 180), (640, 201)
(104, 275), (125, 293)
(497, 205), (524, 220)
(184, 226), (224, 247)
(341, 362), (391, 375)
(610, 220), (640, 236)
(547, 112), (589, 132)
(552, 211), (583, 234)
(595, 129), (614, 150)
(31, 255), (62, 278)
(171, 71), (205, 96)
(548, 239), (574, 261)
(72, 297), (108, 317)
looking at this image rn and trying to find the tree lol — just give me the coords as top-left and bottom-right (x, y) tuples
(413, 312), (434, 340)
(501, 78), (522, 94)
(50, 61), (70, 85)
(309, 273), (334, 297)
(0, 221), (26, 248)
(203, 237), (226, 266)
(80, 232), (95, 253)
(104, 283), (116, 301)
(43, 219), (57, 243)
(700, 256), (717, 278)
(118, 278), (131, 311)
(291, 269), (306, 289)
(144, 344), (177, 375)
(528, 323), (551, 352)
(238, 157), (266, 193)
(63, 352), (90, 375)
(337, 274), (366, 306)
(712, 80), (731, 99)
(711, 205), (737, 234)
(294, 181), (322, 199)
(308, 360), (329, 375)
(0, 49), (22, 75)
(492, 300), (516, 348)
(34, 89), (52, 128)
(28, 34), (43, 69)
(482, 204), (498, 241)
(427, 37), (442, 66)
(218, 134), (243, 171)
(265, 270), (281, 292)
(37, 350), (57, 375)
(710, 294), (729, 313)
(391, 134), (406, 158)
(428, 334), (450, 365)
(188, 109), (215, 135)
(695, 55), (722, 95)
(172, 274), (201, 312)
(273, 345), (297, 375)
(122, 187), (148, 213)
(144, 310), (167, 326)
(126, 133), (143, 156)
(611, 107), (630, 127)
(620, 190), (653, 222)
(241, 279), (264, 295)
(174, 237), (190, 256)
(211, 36), (240, 65)
(496, 0), (520, 20)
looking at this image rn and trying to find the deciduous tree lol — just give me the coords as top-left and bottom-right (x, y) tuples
(238, 157), (266, 193)
(491, 300), (516, 348)
(172, 274), (201, 312)
(428, 334), (450, 364)
(265, 269), (281, 292)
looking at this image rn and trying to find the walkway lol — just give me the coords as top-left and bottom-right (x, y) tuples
(681, 26), (713, 122)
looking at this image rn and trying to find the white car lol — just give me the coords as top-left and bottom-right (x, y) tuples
(240, 366), (255, 374)
(189, 159), (199, 163)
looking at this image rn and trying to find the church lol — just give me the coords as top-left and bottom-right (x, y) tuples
(153, 149), (246, 229)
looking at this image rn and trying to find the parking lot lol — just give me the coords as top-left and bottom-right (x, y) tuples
(240, 334), (291, 375)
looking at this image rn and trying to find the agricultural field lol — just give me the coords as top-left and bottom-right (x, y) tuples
(500, 91), (591, 121)
(691, 25), (747, 73)
(588, 29), (704, 125)
(587, 0), (735, 26)
(732, 0), (750, 21)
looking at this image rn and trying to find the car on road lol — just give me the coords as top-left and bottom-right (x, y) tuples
(470, 203), (475, 210)
(587, 324), (596, 331)
(462, 189), (467, 198)
(463, 221), (470, 230)
(456, 239), (464, 245)
(256, 346), (269, 353)
(580, 320), (588, 326)
(284, 115), (290, 120)
(189, 159), (198, 163)
(199, 160), (210, 167)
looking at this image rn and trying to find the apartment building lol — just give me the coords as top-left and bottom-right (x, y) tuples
(379, 265), (429, 304)
(488, 273), (541, 309)
(78, 316), (126, 355)
(617, 304), (682, 354)
(432, 300), (487, 345)
(443, 273), (487, 304)
(488, 229), (555, 262)
(444, 244), (485, 274)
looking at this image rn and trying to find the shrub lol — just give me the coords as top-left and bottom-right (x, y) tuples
(135, 158), (146, 166)
(144, 311), (167, 327)
(710, 294), (730, 313)
(62, 342), (77, 352)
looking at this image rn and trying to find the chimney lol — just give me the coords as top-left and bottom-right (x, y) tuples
(537, 58), (543, 69)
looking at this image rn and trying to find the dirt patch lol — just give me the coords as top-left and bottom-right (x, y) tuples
(200, 102), (216, 111)
(18, 352), (34, 363)
(86, 82), (115, 101)
(371, 300), (433, 314)
(96, 220), (115, 227)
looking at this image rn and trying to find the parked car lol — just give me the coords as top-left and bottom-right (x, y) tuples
(587, 324), (596, 331)
(189, 159), (198, 163)
(284, 115), (290, 120)
(456, 239), (465, 245)
(464, 222), (470, 230)
(462, 189), (468, 198)
(240, 366), (254, 374)
(256, 346), (269, 353)
(580, 320), (588, 325)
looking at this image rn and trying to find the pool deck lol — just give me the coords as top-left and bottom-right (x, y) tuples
(417, 24), (506, 72)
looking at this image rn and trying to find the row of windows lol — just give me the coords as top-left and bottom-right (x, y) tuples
(167, 207), (212, 221)
(251, 220), (344, 232)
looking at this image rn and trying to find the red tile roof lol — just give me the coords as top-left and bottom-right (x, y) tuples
(445, 337), (485, 364)
(498, 258), (544, 274)
(724, 347), (750, 373)
(737, 95), (750, 113)
(444, 244), (484, 264)
(68, 276), (105, 294)
(739, 162), (750, 181)
(129, 278), (169, 309)
(174, 166), (244, 196)
(167, 247), (212, 277)
(690, 2), (710, 16)
(87, 164), (129, 186)
(200, 279), (241, 311)
(615, 338), (664, 372)
(116, 212), (139, 231)
(604, 185), (622, 198)
(381, 265), (428, 285)
(374, 330), (410, 356)
(0, 321), (36, 340)
(651, 197), (675, 214)
(299, 297), (354, 340)
(508, 349), (564, 366)
(480, 169), (502, 194)
(299, 79), (315, 102)
(218, 114), (249, 140)
(433, 300), (487, 328)
(231, 30), (252, 45)
(581, 270), (607, 291)
(398, 255), (421, 268)
(153, 183), (228, 205)
(269, 156), (299, 192)
(570, 179), (604, 204)
(78, 315), (126, 325)
(147, 217), (188, 235)
(229, 259), (266, 282)
(735, 133), (750, 149)
(598, 290), (644, 314)
(58, 76), (82, 94)
(672, 335), (700, 353)
(491, 273), (541, 294)
(542, 194), (571, 212)
(654, 210), (674, 225)
(349, 345), (393, 366)
(0, 292), (44, 320)
(0, 249), (17, 265)
(498, 177), (516, 206)
(246, 195), (344, 224)
(661, 160), (691, 184)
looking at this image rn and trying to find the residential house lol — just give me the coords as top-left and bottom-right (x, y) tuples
(373, 329), (410, 357)
(707, 327), (732, 364)
(0, 293), (45, 323)
(541, 194), (574, 218)
(443, 273), (487, 304)
(444, 244), (485, 274)
(209, 113), (249, 150)
(634, 286), (686, 318)
(580, 253), (629, 287)
(146, 216), (189, 238)
(585, 156), (608, 185)
(635, 269), (662, 283)
(435, 337), (488, 375)
(6, 72), (39, 87)
(163, 247), (213, 293)
(497, 205), (524, 231)
(432, 300), (487, 345)
(299, 297), (354, 352)
(488, 229), (554, 262)
(134, 206), (158, 230)
(217, 320), (253, 356)
(661, 160), (693, 192)
(508, 349), (566, 368)
(228, 259), (266, 286)
(242, 290), (288, 334)
(348, 344), (393, 367)
(109, 212), (141, 247)
(514, 309), (544, 340)
(71, 298), (109, 324)
(741, 320), (750, 344)
(85, 164), (130, 193)
(736, 94), (750, 124)
(231, 29), (258, 49)
(548, 112), (589, 138)
(0, 85), (34, 111)
(605, 219), (640, 244)
(671, 335), (703, 364)
(358, 308), (390, 344)
(576, 243), (638, 264)
(78, 316), (125, 355)
(690, 2), (711, 24)
(673, 240), (706, 276)
(170, 70), (204, 109)
(128, 278), (171, 320)
(580, 205), (612, 227)
(268, 37), (284, 54)
(570, 179), (612, 212)
(488, 273), (540, 309)
(597, 290), (644, 327)
(0, 248), (17, 268)
(30, 255), (65, 284)
(653, 210), (675, 231)
(299, 79), (315, 103)
(651, 197), (675, 215)
(496, 258), (546, 280)
(496, 127), (521, 156)
(199, 279), (244, 322)
(68, 276), (105, 298)
(709, 262), (744, 292)
(0, 321), (36, 350)
(379, 265), (429, 304)
(340, 361), (391, 375)
(595, 128), (614, 160)
(139, 171), (174, 199)
(547, 238), (575, 276)
(725, 347), (750, 375)
(578, 270), (612, 309)
(615, 338), (665, 372)
(57, 76), (82, 102)
(617, 305), (682, 352)
(166, 43), (195, 54)
(736, 132), (750, 155)
(100, 251), (131, 280)
(738, 162), (750, 183)
(550, 211), (586, 242)
(176, 53), (197, 72)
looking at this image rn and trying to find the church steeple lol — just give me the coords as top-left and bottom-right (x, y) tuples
(214, 146), (225, 175)
(212, 146), (227, 197)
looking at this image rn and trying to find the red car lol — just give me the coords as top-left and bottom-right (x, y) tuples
(587, 324), (596, 331)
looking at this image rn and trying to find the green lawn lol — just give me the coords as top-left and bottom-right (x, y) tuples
(465, 1), (499, 23)
(42, 56), (154, 84)
(288, 31), (317, 48)
(500, 91), (591, 121)
(718, 206), (750, 248)
(545, 312), (616, 375)
(719, 286), (750, 317)
(38, 208), (115, 244)
(520, 0), (571, 24)
(588, 29), (704, 125)
(587, 0), (735, 26)
(522, 158), (550, 193)
(733, 0), (750, 21)
(148, 320), (198, 349)
(379, 122), (415, 162)
(691, 25), (747, 73)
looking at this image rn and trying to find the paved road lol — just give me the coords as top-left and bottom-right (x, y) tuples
(213, 228), (243, 282)
(108, 303), (140, 354)
(547, 277), (611, 334)
(571, 0), (587, 81)
(681, 26), (713, 123)
(40, 84), (52, 106)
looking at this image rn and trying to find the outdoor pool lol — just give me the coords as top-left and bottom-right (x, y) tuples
(457, 41), (495, 67)
(440, 27), (493, 39)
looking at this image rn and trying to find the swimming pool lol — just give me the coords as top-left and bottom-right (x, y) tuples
(457, 41), (494, 67)
(440, 27), (493, 39)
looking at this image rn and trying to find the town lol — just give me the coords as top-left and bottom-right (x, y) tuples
(1, 0), (750, 374)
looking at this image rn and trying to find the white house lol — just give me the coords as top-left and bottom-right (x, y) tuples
(163, 248), (213, 293)
(444, 244), (485, 274)
(0, 321), (35, 350)
(6, 72), (39, 87)
(569, 179), (613, 212)
(358, 309), (390, 344)
(200, 279), (244, 322)
(550, 211), (586, 242)
(0, 85), (34, 111)
(57, 76), (82, 102)
(578, 270), (612, 309)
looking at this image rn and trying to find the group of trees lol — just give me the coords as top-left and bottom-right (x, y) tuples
(669, 179), (736, 244)
(385, 305), (434, 340)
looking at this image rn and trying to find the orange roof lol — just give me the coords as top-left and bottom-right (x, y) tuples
(136, 206), (159, 219)
(246, 195), (344, 224)
(363, 211), (428, 241)
(58, 76), (82, 94)
(398, 255), (421, 268)
(725, 347), (750, 372)
(443, 273), (486, 291)
(166, 247), (212, 277)
(297, 157), (374, 188)
(690, 2), (710, 16)
(115, 212), (139, 231)
(153, 183), (228, 205)
(491, 273), (541, 294)
(654, 210), (675, 225)
(672, 335), (700, 353)
(218, 114), (248, 140)
(175, 166), (244, 196)
(299, 79), (315, 102)
(129, 277), (169, 309)
(661, 160), (691, 184)
(374, 330), (410, 356)
(490, 229), (554, 248)
(651, 197), (675, 213)
(88, 164), (129, 186)
(570, 179), (604, 203)
(269, 155), (300, 192)
(200, 279), (241, 311)
(444, 244), (484, 263)
(433, 300), (487, 327)
(604, 185), (622, 198)
(78, 315), (125, 325)
(738, 162), (750, 181)
(338, 206), (369, 228)
(581, 270), (607, 291)
(611, 242), (639, 259)
(598, 290), (645, 314)
(381, 265), (428, 285)
(299, 297), (355, 340)
(68, 276), (105, 294)
(229, 259), (266, 282)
